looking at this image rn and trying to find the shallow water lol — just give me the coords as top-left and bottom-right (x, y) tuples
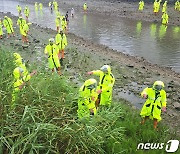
(0, 0), (180, 72)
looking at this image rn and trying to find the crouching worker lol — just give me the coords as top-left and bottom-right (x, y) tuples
(140, 81), (167, 130)
(44, 38), (61, 75)
(88, 65), (115, 108)
(78, 79), (101, 119)
(12, 67), (36, 109)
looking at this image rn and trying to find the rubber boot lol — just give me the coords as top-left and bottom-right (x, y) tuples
(140, 116), (149, 125)
(153, 119), (158, 130)
(57, 67), (61, 75)
(60, 58), (63, 66)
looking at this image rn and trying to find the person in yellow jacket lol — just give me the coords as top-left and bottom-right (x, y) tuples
(12, 67), (25, 108)
(88, 65), (115, 107)
(14, 53), (30, 81)
(55, 29), (67, 65)
(138, 1), (144, 11)
(83, 3), (87, 13)
(53, 1), (58, 11)
(17, 16), (26, 42)
(78, 78), (101, 119)
(157, 0), (161, 13)
(162, 12), (168, 25)
(3, 16), (15, 38)
(21, 23), (31, 43)
(140, 81), (167, 129)
(16, 5), (22, 15)
(61, 16), (67, 33)
(44, 38), (61, 75)
(39, 3), (43, 11)
(0, 18), (3, 39)
(12, 67), (36, 108)
(175, 1), (179, 10)
(35, 2), (38, 11)
(24, 5), (30, 21)
(55, 16), (61, 32)
(153, 0), (158, 15)
(162, 1), (167, 13)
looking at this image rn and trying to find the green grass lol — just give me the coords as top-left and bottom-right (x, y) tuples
(0, 49), (179, 154)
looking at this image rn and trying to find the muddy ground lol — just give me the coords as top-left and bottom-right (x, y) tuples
(0, 11), (180, 134)
(16, 0), (180, 26)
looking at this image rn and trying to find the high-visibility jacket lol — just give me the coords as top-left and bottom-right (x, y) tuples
(162, 13), (168, 25)
(83, 3), (87, 11)
(92, 70), (115, 106)
(13, 79), (23, 92)
(17, 18), (26, 35)
(153, 1), (159, 13)
(12, 78), (24, 104)
(24, 7), (30, 17)
(162, 2), (167, 13)
(157, 1), (161, 12)
(21, 23), (29, 36)
(3, 17), (14, 34)
(13, 65), (30, 81)
(55, 17), (61, 27)
(78, 85), (98, 119)
(175, 1), (179, 10)
(140, 87), (167, 121)
(55, 33), (67, 50)
(139, 1), (144, 11)
(44, 44), (60, 69)
(16, 5), (22, 13)
(53, 2), (58, 10)
(61, 19), (67, 30)
(0, 21), (3, 36)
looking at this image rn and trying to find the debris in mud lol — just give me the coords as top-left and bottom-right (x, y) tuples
(173, 102), (180, 111)
(33, 39), (40, 43)
(22, 45), (29, 49)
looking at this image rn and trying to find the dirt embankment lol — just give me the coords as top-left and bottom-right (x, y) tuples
(0, 10), (180, 134)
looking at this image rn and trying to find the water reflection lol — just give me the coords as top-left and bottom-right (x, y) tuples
(173, 26), (180, 38)
(136, 21), (142, 36)
(159, 24), (167, 39)
(150, 23), (157, 38)
(83, 14), (87, 30)
(0, 0), (180, 72)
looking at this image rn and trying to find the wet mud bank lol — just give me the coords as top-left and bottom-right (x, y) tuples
(0, 11), (180, 133)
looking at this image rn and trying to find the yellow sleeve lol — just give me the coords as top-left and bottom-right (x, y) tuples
(161, 90), (167, 107)
(92, 70), (102, 76)
(55, 34), (59, 44)
(44, 45), (48, 54)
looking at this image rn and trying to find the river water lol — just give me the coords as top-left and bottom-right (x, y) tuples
(0, 0), (180, 72)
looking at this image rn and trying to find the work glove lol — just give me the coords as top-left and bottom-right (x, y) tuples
(30, 70), (37, 77)
(87, 71), (93, 75)
(91, 96), (95, 101)
(97, 89), (102, 94)
(142, 94), (148, 99)
(162, 107), (166, 112)
(90, 109), (94, 115)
